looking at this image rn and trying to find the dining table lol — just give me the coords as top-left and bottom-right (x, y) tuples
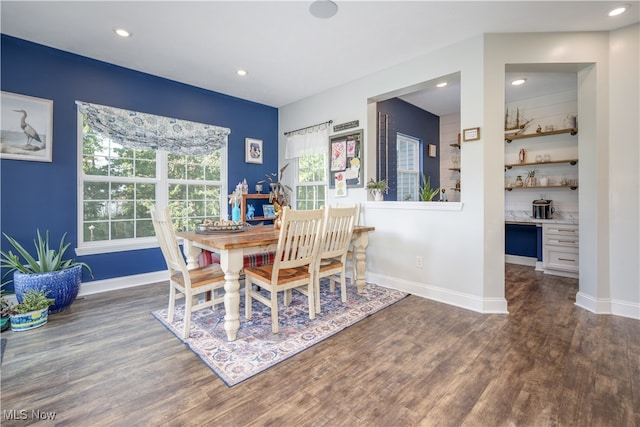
(177, 223), (375, 341)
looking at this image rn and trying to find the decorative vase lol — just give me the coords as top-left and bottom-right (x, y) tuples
(10, 308), (48, 331)
(526, 176), (536, 187)
(372, 190), (384, 201)
(274, 216), (282, 229)
(539, 177), (549, 186)
(14, 265), (82, 314)
(231, 200), (241, 222)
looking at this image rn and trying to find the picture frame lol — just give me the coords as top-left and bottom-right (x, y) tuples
(428, 144), (437, 158)
(329, 129), (363, 189)
(262, 204), (276, 218)
(463, 127), (480, 142)
(1, 91), (53, 162)
(245, 137), (263, 164)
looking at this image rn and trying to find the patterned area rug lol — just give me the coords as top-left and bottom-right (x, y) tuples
(152, 281), (407, 386)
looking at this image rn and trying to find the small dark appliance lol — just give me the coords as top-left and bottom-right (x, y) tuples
(532, 199), (554, 219)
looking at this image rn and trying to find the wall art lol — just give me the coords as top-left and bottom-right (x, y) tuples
(1, 91), (53, 162)
(329, 129), (363, 188)
(245, 137), (263, 164)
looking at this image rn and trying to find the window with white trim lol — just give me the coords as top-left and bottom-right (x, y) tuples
(295, 153), (327, 210)
(396, 133), (420, 201)
(77, 102), (228, 254)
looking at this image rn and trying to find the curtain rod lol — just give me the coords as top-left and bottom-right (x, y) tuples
(284, 120), (333, 136)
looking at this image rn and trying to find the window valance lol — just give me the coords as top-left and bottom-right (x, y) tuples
(285, 123), (330, 159)
(76, 101), (230, 156)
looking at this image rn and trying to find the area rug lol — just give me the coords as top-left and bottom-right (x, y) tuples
(151, 281), (407, 386)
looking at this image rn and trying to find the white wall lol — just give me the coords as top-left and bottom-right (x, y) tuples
(609, 24), (640, 318)
(279, 28), (640, 318)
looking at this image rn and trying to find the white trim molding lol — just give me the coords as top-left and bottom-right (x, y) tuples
(367, 272), (509, 314)
(78, 270), (169, 296)
(575, 291), (640, 320)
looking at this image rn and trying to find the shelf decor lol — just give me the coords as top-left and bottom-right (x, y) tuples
(463, 127), (480, 142)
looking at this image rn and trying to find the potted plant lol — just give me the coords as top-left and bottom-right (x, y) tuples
(419, 174), (440, 201)
(524, 169), (537, 187)
(8, 288), (55, 332)
(366, 178), (388, 201)
(259, 163), (292, 227)
(0, 230), (92, 314)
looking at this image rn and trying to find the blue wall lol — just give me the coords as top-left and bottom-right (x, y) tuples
(1, 35), (278, 284)
(376, 98), (440, 201)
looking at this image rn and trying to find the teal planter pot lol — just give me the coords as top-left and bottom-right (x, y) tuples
(10, 308), (48, 331)
(14, 265), (82, 314)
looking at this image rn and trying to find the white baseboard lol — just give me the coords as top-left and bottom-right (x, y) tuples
(367, 272), (509, 314)
(575, 291), (640, 319)
(78, 270), (169, 296)
(505, 254), (537, 267)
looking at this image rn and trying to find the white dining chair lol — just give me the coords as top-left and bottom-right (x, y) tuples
(243, 207), (324, 333)
(313, 204), (358, 312)
(151, 207), (226, 339)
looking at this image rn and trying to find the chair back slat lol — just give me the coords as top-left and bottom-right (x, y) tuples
(320, 205), (357, 260)
(273, 207), (324, 274)
(151, 207), (191, 286)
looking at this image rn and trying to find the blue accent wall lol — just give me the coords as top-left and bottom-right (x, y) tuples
(1, 35), (278, 284)
(376, 98), (440, 201)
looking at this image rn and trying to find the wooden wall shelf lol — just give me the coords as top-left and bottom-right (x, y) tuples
(505, 159), (578, 169)
(506, 128), (578, 143)
(505, 185), (578, 191)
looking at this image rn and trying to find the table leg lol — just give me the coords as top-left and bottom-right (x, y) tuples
(351, 232), (369, 294)
(219, 248), (243, 341)
(181, 240), (202, 270)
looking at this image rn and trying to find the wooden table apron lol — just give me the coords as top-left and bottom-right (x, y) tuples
(177, 224), (375, 341)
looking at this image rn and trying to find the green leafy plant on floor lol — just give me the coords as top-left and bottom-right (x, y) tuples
(0, 230), (93, 283)
(9, 289), (54, 315)
(419, 174), (440, 201)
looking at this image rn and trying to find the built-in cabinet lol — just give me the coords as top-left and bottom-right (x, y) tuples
(542, 223), (579, 277)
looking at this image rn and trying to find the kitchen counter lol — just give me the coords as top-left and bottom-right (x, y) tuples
(505, 210), (579, 225)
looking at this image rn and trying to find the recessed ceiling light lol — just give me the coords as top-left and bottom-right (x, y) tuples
(237, 69), (248, 77)
(436, 82), (448, 88)
(609, 4), (630, 16)
(113, 27), (131, 38)
(310, 0), (338, 19)
(511, 78), (527, 86)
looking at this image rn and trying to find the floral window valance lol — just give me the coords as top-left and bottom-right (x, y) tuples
(76, 101), (230, 156)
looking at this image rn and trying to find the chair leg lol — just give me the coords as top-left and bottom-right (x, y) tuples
(245, 278), (253, 320)
(271, 290), (279, 333)
(168, 283), (177, 322)
(183, 291), (192, 339)
(340, 273), (347, 303)
(283, 289), (292, 306)
(315, 275), (321, 314)
(308, 282), (316, 320)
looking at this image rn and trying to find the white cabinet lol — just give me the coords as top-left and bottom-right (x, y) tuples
(542, 223), (579, 277)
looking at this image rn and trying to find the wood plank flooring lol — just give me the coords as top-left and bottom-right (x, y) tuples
(1, 264), (638, 426)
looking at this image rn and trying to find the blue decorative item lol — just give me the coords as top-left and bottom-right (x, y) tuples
(246, 204), (255, 220)
(13, 265), (82, 314)
(232, 200), (241, 222)
(10, 308), (48, 331)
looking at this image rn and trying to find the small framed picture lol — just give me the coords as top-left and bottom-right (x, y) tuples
(245, 137), (263, 164)
(262, 204), (276, 218)
(428, 144), (437, 158)
(1, 91), (54, 162)
(463, 127), (480, 142)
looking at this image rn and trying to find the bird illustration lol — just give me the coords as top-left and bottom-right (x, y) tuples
(13, 109), (43, 147)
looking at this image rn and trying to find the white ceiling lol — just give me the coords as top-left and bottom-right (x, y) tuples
(1, 1), (638, 115)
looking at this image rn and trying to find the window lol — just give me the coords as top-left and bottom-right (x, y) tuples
(77, 106), (227, 255)
(295, 153), (327, 210)
(396, 133), (420, 201)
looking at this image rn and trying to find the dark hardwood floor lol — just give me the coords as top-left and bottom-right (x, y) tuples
(1, 264), (638, 426)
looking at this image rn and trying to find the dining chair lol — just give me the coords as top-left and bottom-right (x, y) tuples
(344, 203), (361, 283)
(312, 205), (357, 312)
(151, 207), (226, 339)
(244, 206), (324, 333)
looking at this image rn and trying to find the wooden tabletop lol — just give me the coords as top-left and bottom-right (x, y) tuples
(178, 224), (375, 250)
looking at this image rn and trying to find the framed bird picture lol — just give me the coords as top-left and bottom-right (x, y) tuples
(1, 91), (53, 162)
